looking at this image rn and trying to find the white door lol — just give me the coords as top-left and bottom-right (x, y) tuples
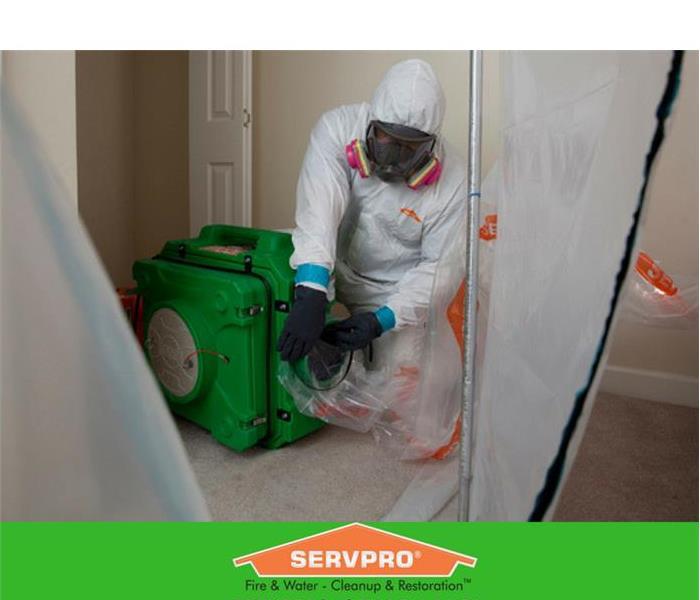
(189, 51), (252, 236)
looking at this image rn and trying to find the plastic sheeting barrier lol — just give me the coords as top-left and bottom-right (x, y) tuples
(1, 81), (210, 520)
(386, 51), (681, 520)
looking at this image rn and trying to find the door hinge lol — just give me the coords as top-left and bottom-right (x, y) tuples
(243, 108), (252, 128)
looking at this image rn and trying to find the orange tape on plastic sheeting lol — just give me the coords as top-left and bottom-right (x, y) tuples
(479, 214), (497, 241)
(635, 251), (678, 296)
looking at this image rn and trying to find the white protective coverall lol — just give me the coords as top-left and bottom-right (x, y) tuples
(291, 59), (466, 369)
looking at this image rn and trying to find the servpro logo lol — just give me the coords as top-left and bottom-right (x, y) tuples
(290, 549), (415, 569)
(233, 523), (477, 577)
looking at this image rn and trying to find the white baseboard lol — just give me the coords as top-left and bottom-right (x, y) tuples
(600, 365), (699, 408)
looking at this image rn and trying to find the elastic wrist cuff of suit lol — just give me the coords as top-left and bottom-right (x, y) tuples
(295, 263), (330, 291)
(374, 306), (396, 332)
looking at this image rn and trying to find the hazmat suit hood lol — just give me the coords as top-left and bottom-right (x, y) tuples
(369, 59), (446, 136)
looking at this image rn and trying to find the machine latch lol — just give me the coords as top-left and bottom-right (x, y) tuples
(246, 305), (263, 316)
(274, 300), (290, 313)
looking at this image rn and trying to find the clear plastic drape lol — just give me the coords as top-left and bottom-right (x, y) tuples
(1, 81), (209, 520)
(470, 51), (674, 520)
(387, 51), (677, 520)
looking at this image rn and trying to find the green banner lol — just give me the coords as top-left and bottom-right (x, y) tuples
(1, 522), (697, 599)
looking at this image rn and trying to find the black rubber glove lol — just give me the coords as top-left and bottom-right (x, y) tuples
(322, 312), (383, 352)
(277, 285), (327, 362)
(307, 339), (346, 381)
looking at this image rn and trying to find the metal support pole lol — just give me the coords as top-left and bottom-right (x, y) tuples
(457, 50), (483, 521)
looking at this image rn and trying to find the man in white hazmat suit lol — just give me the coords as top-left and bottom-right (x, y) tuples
(277, 59), (466, 374)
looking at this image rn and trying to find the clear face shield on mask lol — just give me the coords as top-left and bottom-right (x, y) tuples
(365, 120), (436, 183)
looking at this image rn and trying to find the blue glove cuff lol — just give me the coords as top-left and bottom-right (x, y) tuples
(374, 306), (396, 332)
(295, 263), (330, 289)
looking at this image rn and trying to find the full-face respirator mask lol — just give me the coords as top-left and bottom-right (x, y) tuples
(345, 120), (442, 190)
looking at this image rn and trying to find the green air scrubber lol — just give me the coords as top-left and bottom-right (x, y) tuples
(132, 225), (325, 451)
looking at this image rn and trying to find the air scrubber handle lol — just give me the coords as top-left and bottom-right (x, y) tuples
(196, 224), (293, 255)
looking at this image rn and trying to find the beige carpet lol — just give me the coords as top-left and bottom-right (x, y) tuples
(553, 392), (698, 521)
(178, 391), (698, 521)
(177, 418), (420, 520)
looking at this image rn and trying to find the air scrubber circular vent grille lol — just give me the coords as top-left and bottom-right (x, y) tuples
(147, 308), (199, 397)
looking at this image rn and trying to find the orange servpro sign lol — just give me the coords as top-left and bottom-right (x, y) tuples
(233, 523), (477, 577)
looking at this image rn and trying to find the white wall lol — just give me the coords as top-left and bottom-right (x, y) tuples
(76, 51), (136, 286)
(2, 51), (78, 207)
(75, 51), (190, 286)
(253, 51), (500, 230)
